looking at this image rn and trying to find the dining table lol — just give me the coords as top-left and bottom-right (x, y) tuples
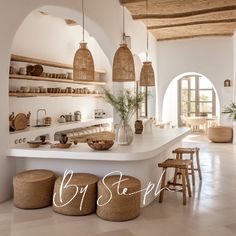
(184, 116), (218, 132)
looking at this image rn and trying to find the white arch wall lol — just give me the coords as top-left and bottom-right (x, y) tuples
(0, 0), (158, 202)
(157, 37), (234, 125)
(163, 73), (220, 126)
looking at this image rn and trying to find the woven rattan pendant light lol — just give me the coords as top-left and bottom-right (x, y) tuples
(73, 0), (95, 82)
(140, 0), (155, 87)
(112, 6), (135, 82)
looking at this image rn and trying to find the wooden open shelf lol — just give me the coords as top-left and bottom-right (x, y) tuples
(11, 54), (106, 74)
(9, 92), (104, 98)
(9, 74), (107, 86)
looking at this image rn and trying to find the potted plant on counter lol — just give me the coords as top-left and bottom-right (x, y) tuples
(103, 89), (145, 145)
(222, 102), (236, 144)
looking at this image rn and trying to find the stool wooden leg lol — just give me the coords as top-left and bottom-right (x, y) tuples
(173, 167), (178, 185)
(196, 149), (202, 180)
(159, 168), (167, 203)
(178, 153), (183, 179)
(181, 169), (187, 205)
(185, 168), (192, 198)
(173, 153), (180, 184)
(176, 153), (180, 159)
(190, 153), (195, 186)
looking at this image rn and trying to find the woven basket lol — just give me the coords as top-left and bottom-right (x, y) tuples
(73, 42), (95, 82)
(88, 140), (114, 151)
(96, 175), (141, 221)
(140, 61), (155, 86)
(53, 173), (98, 216)
(208, 126), (233, 143)
(13, 169), (55, 209)
(112, 43), (135, 82)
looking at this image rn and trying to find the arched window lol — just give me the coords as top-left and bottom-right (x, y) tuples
(178, 75), (216, 125)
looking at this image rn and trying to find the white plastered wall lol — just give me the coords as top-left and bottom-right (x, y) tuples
(157, 37), (234, 125)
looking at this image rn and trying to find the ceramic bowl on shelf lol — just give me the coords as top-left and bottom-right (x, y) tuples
(87, 140), (114, 151)
(29, 87), (36, 93)
(20, 86), (29, 93)
(31, 65), (43, 76)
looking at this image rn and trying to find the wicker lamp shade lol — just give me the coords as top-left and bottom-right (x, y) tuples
(112, 43), (135, 82)
(73, 42), (95, 82)
(140, 61), (155, 86)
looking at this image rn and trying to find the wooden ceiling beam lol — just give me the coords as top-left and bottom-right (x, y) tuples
(157, 33), (233, 41)
(148, 18), (236, 29)
(133, 5), (236, 19)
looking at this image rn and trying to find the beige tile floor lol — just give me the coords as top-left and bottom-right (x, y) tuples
(1, 134), (236, 236)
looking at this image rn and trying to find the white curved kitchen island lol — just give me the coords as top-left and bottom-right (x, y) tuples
(8, 127), (190, 207)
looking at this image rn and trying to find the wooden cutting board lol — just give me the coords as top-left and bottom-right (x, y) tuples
(13, 113), (28, 131)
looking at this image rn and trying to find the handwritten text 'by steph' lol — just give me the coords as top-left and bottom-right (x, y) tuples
(53, 169), (172, 211)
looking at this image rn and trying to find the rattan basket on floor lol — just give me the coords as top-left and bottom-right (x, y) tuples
(53, 173), (99, 216)
(96, 175), (141, 221)
(208, 126), (233, 143)
(13, 169), (55, 209)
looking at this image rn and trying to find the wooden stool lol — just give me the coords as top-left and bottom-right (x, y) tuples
(53, 173), (98, 216)
(173, 147), (202, 185)
(13, 169), (55, 209)
(96, 175), (141, 221)
(158, 159), (192, 205)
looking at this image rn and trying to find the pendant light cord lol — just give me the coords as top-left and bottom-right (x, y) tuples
(123, 5), (125, 43)
(146, 0), (149, 61)
(82, 0), (85, 42)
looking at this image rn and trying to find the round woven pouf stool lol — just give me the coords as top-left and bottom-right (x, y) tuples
(208, 126), (233, 143)
(13, 169), (55, 209)
(53, 173), (98, 216)
(96, 175), (141, 221)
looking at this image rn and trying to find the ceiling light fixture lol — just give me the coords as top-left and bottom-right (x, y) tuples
(140, 0), (155, 87)
(112, 6), (135, 82)
(73, 0), (95, 82)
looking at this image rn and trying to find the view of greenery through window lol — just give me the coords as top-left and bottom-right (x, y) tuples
(179, 76), (216, 118)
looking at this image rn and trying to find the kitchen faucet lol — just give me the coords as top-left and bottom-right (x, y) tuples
(36, 109), (47, 126)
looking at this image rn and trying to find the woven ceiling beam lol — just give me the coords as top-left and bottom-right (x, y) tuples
(132, 5), (236, 20)
(157, 33), (233, 41)
(148, 18), (236, 29)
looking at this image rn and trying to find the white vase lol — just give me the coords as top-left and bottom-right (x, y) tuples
(233, 121), (236, 144)
(144, 119), (153, 134)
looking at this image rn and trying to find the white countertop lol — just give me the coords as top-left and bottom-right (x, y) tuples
(8, 128), (190, 162)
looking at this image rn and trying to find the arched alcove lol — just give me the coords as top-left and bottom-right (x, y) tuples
(9, 8), (113, 122)
(0, 3), (117, 202)
(162, 72), (220, 127)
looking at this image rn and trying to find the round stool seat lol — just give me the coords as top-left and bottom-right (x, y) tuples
(208, 126), (233, 143)
(53, 173), (98, 216)
(13, 169), (55, 209)
(96, 175), (141, 222)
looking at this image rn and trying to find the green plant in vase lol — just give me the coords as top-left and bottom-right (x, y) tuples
(103, 89), (145, 145)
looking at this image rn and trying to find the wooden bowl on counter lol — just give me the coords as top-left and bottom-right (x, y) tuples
(27, 141), (42, 148)
(87, 140), (114, 151)
(50, 143), (72, 149)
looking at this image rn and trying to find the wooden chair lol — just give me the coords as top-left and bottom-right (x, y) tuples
(172, 147), (202, 186)
(158, 159), (192, 205)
